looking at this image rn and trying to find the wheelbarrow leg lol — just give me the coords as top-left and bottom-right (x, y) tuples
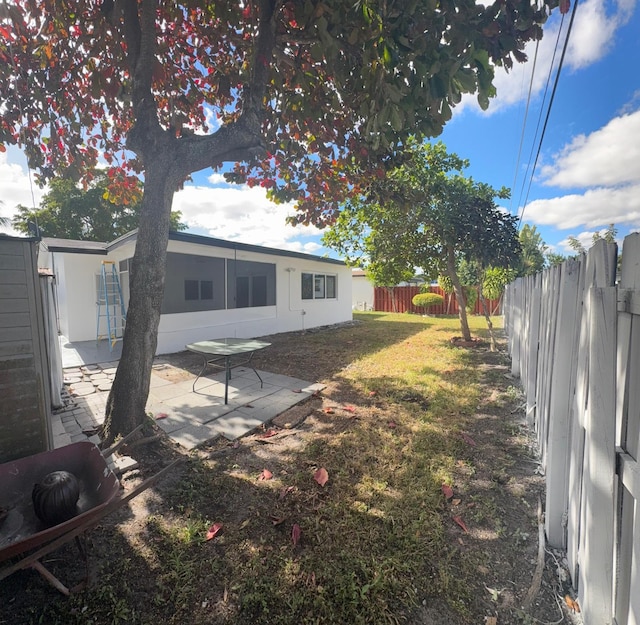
(31, 560), (71, 596)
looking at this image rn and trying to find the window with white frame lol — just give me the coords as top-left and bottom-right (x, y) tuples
(302, 272), (337, 300)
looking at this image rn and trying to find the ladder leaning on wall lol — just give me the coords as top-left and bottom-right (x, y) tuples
(96, 260), (126, 351)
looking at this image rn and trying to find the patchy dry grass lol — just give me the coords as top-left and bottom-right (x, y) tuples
(2, 313), (557, 625)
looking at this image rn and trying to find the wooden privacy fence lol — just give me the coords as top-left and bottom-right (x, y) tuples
(503, 234), (640, 625)
(373, 285), (501, 315)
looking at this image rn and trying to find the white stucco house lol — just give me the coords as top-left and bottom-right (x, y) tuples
(39, 230), (352, 355)
(351, 269), (374, 311)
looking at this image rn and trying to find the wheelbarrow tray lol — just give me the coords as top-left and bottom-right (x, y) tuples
(0, 441), (120, 563)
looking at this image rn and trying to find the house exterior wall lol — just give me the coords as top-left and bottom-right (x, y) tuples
(154, 239), (351, 354)
(42, 236), (352, 354)
(352, 273), (375, 311)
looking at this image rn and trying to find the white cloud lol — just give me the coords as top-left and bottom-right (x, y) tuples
(0, 148), (48, 234)
(539, 110), (640, 188)
(522, 183), (640, 229)
(172, 182), (324, 251)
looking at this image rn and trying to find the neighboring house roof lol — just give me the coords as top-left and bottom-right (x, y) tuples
(352, 269), (367, 277)
(43, 230), (346, 266)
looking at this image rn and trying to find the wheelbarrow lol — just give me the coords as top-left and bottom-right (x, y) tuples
(0, 428), (179, 594)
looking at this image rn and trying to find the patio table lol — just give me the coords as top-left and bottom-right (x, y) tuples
(185, 338), (271, 404)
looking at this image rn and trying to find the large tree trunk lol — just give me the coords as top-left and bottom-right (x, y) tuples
(445, 247), (472, 342)
(102, 153), (178, 443)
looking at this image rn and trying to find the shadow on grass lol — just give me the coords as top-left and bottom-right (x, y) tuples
(1, 318), (539, 625)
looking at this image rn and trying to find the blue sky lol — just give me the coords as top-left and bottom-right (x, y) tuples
(1, 0), (638, 259)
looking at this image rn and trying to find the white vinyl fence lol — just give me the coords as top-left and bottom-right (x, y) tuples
(504, 233), (640, 625)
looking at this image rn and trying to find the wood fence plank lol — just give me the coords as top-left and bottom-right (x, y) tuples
(545, 259), (582, 548)
(578, 286), (617, 625)
(526, 283), (541, 426)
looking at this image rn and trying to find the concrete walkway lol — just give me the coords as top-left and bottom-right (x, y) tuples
(52, 338), (322, 452)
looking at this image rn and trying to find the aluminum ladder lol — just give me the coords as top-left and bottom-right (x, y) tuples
(96, 260), (126, 351)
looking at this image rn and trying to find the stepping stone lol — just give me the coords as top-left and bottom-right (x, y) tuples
(70, 381), (96, 396)
(97, 381), (113, 392)
(90, 373), (110, 381)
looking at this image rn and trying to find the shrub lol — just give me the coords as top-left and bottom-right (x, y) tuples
(412, 292), (444, 310)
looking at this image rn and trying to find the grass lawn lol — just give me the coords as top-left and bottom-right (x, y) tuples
(2, 312), (558, 625)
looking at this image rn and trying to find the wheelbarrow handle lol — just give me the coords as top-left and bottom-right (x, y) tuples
(101, 424), (145, 459)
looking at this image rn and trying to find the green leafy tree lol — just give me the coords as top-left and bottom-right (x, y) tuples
(12, 173), (186, 241)
(1, 0), (562, 441)
(546, 252), (566, 267)
(325, 141), (521, 342)
(517, 224), (547, 276)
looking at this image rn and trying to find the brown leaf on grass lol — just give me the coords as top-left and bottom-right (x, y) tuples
(313, 467), (329, 486)
(269, 515), (286, 526)
(485, 617), (497, 625)
(322, 408), (335, 414)
(388, 421), (397, 428)
(369, 391), (377, 397)
(291, 523), (301, 546)
(452, 498), (462, 506)
(259, 469), (273, 481)
(461, 432), (476, 446)
(343, 405), (356, 413)
(206, 523), (223, 540)
(452, 516), (468, 532)
(442, 484), (454, 500)
(279, 485), (295, 499)
(565, 595), (581, 613)
(260, 429), (278, 438)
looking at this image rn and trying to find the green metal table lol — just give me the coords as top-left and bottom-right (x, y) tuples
(186, 338), (271, 404)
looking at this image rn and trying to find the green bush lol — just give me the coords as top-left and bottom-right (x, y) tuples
(412, 292), (444, 310)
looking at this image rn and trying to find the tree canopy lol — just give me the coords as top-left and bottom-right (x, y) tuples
(324, 141), (521, 341)
(517, 223), (546, 276)
(12, 172), (186, 241)
(0, 0), (564, 440)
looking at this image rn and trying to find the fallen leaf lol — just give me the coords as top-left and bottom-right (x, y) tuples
(485, 617), (497, 625)
(369, 391), (377, 397)
(260, 429), (278, 438)
(388, 421), (397, 428)
(565, 595), (580, 613)
(292, 389), (303, 393)
(314, 467), (329, 486)
(343, 405), (356, 413)
(461, 433), (477, 446)
(270, 515), (286, 526)
(279, 485), (294, 499)
(206, 523), (223, 540)
(442, 484), (454, 499)
(452, 498), (462, 506)
(244, 403), (254, 408)
(259, 469), (273, 481)
(155, 412), (169, 420)
(452, 516), (468, 533)
(322, 408), (335, 414)
(240, 518), (250, 529)
(291, 523), (301, 546)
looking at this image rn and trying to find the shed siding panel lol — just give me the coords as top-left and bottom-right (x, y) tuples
(0, 239), (51, 463)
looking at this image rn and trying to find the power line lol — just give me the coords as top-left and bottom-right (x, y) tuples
(509, 39), (540, 215)
(518, 0), (580, 228)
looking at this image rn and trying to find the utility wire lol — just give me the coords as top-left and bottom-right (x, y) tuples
(518, 0), (580, 228)
(516, 13), (566, 214)
(510, 39), (540, 215)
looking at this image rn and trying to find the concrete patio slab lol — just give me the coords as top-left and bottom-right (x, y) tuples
(53, 354), (323, 452)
